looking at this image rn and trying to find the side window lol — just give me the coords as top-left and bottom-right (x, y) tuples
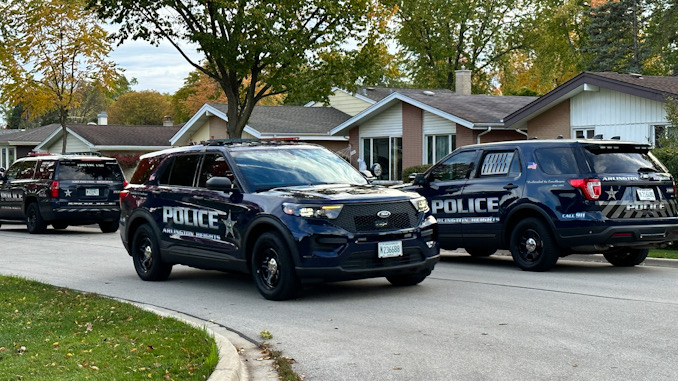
(9, 161), (36, 180)
(35, 161), (56, 180)
(197, 153), (234, 188)
(430, 150), (476, 182)
(131, 156), (164, 184)
(167, 155), (200, 187)
(479, 151), (519, 177)
(534, 147), (579, 175)
(157, 157), (175, 185)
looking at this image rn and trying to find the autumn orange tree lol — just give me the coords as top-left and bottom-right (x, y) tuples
(107, 90), (173, 125)
(0, 0), (119, 152)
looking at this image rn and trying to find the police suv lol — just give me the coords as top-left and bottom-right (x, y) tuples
(406, 139), (678, 271)
(0, 154), (125, 233)
(119, 140), (439, 300)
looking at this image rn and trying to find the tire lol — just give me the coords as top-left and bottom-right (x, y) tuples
(252, 232), (299, 301)
(99, 220), (119, 233)
(386, 269), (431, 286)
(465, 247), (497, 257)
(131, 224), (172, 281)
(26, 203), (47, 234)
(603, 249), (649, 267)
(509, 217), (560, 271)
(52, 222), (68, 230)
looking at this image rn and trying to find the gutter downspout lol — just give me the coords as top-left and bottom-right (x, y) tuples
(477, 127), (492, 144)
(515, 129), (528, 139)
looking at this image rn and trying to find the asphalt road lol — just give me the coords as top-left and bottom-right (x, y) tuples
(2, 225), (678, 380)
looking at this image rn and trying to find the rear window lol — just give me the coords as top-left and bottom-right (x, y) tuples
(584, 151), (661, 173)
(58, 160), (124, 182)
(534, 147), (579, 175)
(130, 156), (164, 184)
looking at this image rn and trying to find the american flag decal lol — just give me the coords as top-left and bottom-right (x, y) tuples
(527, 162), (537, 170)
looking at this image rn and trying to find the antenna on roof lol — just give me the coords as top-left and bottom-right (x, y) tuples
(422, 90), (435, 96)
(611, 136), (621, 140)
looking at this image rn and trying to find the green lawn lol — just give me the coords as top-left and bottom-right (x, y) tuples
(648, 249), (678, 260)
(0, 275), (217, 380)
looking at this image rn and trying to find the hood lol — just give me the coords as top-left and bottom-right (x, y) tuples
(261, 183), (418, 203)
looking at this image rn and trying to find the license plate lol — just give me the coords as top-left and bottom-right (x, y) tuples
(636, 188), (655, 201)
(378, 240), (403, 259)
(85, 188), (100, 196)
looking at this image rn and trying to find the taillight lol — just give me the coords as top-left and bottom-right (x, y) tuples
(123, 180), (129, 187)
(50, 181), (59, 198)
(119, 189), (129, 202)
(569, 178), (601, 200)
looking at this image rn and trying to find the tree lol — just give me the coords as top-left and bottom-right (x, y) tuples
(582, 0), (650, 73)
(69, 76), (136, 124)
(645, 0), (678, 74)
(107, 91), (172, 126)
(500, 0), (588, 95)
(384, 0), (533, 93)
(90, 0), (372, 139)
(0, 0), (120, 152)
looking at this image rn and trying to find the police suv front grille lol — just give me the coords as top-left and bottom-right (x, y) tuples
(332, 202), (419, 233)
(341, 247), (424, 270)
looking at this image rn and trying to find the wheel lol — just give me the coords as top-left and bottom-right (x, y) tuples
(509, 218), (560, 271)
(26, 203), (47, 234)
(386, 269), (431, 286)
(465, 247), (497, 257)
(603, 249), (648, 267)
(131, 224), (172, 281)
(99, 220), (119, 233)
(52, 222), (68, 230)
(252, 232), (299, 301)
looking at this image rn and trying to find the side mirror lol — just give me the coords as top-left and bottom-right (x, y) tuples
(206, 176), (236, 192)
(413, 173), (428, 186)
(361, 170), (376, 182)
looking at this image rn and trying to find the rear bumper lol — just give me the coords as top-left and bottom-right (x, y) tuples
(40, 206), (120, 225)
(556, 223), (678, 250)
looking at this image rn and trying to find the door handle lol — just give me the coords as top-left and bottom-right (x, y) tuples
(503, 184), (518, 190)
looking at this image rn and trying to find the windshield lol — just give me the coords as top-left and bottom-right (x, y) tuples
(58, 160), (124, 182)
(231, 146), (367, 191)
(584, 151), (663, 174)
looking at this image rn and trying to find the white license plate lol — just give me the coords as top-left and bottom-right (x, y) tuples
(85, 188), (100, 196)
(636, 188), (655, 201)
(378, 240), (403, 259)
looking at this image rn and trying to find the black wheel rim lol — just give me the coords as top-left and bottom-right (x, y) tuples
(518, 228), (543, 262)
(137, 236), (153, 273)
(257, 247), (280, 290)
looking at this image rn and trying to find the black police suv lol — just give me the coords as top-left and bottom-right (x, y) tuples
(0, 154), (125, 233)
(119, 140), (439, 300)
(405, 139), (678, 271)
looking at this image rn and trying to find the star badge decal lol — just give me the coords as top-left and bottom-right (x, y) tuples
(64, 189), (72, 197)
(223, 211), (237, 238)
(605, 186), (618, 200)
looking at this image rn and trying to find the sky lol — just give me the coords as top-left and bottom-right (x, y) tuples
(108, 38), (203, 94)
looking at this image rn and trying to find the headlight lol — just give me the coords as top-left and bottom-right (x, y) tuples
(410, 197), (430, 213)
(282, 203), (343, 219)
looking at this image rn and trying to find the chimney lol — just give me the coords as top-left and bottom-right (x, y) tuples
(163, 115), (173, 126)
(97, 111), (108, 125)
(455, 70), (472, 95)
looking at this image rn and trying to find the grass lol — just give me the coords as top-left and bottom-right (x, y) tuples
(648, 249), (678, 260)
(0, 275), (217, 381)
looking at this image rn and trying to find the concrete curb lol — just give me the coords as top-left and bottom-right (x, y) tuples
(134, 304), (247, 381)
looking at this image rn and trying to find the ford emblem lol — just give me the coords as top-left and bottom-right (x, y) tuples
(377, 210), (391, 219)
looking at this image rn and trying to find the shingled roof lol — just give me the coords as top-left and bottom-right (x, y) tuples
(67, 124), (183, 146)
(0, 124), (61, 145)
(208, 103), (351, 135)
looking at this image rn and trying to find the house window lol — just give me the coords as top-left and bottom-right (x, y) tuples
(362, 137), (402, 181)
(574, 128), (595, 139)
(0, 147), (16, 169)
(426, 134), (456, 164)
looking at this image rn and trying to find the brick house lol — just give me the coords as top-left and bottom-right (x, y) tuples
(502, 72), (678, 144)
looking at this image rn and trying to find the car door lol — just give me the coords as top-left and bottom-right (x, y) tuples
(188, 151), (250, 269)
(460, 148), (524, 248)
(416, 149), (479, 250)
(0, 160), (36, 220)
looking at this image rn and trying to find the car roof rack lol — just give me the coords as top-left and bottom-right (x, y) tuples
(204, 138), (302, 146)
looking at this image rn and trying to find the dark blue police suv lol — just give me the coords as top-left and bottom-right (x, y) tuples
(119, 140), (439, 300)
(405, 139), (678, 271)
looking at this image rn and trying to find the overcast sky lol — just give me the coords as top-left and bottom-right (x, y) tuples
(108, 38), (203, 94)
